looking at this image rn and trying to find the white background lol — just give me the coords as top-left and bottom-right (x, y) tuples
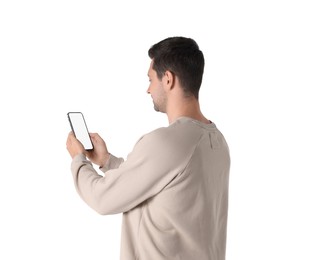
(1, 0), (309, 259)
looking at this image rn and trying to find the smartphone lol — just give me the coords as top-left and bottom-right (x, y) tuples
(67, 112), (93, 151)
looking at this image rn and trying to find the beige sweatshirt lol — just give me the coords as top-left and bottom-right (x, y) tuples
(71, 117), (230, 260)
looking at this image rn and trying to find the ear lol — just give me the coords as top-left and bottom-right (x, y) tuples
(163, 70), (175, 91)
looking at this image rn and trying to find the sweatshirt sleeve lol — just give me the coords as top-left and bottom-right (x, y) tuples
(70, 128), (198, 215)
(100, 153), (124, 172)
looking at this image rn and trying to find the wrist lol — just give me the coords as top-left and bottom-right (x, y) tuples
(100, 153), (111, 168)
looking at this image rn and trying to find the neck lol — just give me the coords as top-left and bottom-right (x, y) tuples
(166, 95), (210, 125)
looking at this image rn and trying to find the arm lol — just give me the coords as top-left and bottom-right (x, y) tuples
(69, 129), (193, 215)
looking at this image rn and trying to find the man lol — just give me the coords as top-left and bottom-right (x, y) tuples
(66, 36), (230, 260)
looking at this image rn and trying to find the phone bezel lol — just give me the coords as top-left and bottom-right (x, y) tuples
(67, 112), (94, 151)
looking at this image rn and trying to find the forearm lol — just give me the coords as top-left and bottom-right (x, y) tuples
(71, 153), (125, 215)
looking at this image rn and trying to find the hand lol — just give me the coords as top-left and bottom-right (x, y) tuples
(66, 132), (86, 158)
(85, 133), (110, 167)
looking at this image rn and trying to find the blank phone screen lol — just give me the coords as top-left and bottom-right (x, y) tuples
(68, 112), (93, 150)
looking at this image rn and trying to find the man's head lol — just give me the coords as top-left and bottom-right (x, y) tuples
(148, 36), (205, 100)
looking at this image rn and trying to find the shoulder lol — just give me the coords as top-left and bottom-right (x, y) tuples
(139, 118), (205, 151)
(127, 118), (212, 165)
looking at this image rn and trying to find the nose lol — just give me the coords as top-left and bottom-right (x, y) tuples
(147, 85), (151, 94)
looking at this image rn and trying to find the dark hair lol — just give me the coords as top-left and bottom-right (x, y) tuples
(148, 36), (205, 99)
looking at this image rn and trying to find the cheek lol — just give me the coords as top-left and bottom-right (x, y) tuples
(149, 79), (163, 96)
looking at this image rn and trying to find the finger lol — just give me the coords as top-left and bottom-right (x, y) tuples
(66, 136), (72, 149)
(67, 132), (74, 141)
(67, 132), (77, 148)
(66, 133), (72, 144)
(89, 133), (98, 138)
(90, 133), (101, 142)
